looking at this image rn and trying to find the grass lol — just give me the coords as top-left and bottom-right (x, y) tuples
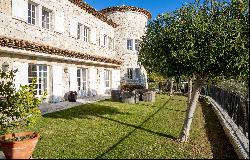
(12, 94), (237, 159)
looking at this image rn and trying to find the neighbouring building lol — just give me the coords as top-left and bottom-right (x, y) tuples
(0, 0), (151, 103)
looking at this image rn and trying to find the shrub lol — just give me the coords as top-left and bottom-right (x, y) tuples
(121, 84), (145, 92)
(0, 69), (42, 134)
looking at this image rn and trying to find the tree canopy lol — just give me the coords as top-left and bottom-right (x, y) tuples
(139, 0), (249, 82)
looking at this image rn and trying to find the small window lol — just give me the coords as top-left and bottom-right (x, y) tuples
(135, 39), (141, 51)
(42, 8), (51, 29)
(103, 34), (107, 47)
(83, 26), (90, 42)
(127, 39), (133, 50)
(127, 68), (133, 79)
(105, 70), (111, 88)
(108, 36), (113, 49)
(28, 2), (37, 25)
(77, 23), (83, 40)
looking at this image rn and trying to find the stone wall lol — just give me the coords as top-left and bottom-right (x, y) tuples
(104, 11), (148, 86)
(0, 0), (117, 59)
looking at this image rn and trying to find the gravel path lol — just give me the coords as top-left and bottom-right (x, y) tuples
(39, 95), (111, 115)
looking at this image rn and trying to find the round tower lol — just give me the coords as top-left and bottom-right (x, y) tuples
(100, 6), (152, 87)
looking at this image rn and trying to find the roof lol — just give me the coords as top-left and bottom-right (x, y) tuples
(99, 6), (152, 19)
(68, 0), (118, 28)
(0, 36), (122, 65)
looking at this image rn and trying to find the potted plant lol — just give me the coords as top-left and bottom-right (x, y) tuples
(0, 69), (42, 159)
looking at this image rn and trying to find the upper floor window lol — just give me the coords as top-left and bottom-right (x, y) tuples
(108, 36), (113, 49)
(135, 39), (141, 51)
(28, 2), (37, 25)
(103, 34), (107, 47)
(83, 26), (90, 42)
(105, 70), (111, 88)
(127, 68), (133, 79)
(127, 39), (133, 50)
(28, 64), (47, 96)
(77, 23), (83, 40)
(42, 8), (51, 29)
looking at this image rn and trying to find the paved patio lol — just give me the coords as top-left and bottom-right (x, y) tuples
(39, 95), (111, 115)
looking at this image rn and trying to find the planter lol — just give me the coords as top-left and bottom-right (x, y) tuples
(68, 91), (77, 102)
(143, 91), (156, 102)
(121, 91), (139, 104)
(111, 90), (121, 102)
(0, 132), (40, 159)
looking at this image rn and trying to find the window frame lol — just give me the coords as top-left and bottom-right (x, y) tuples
(77, 23), (83, 40)
(83, 25), (90, 42)
(104, 69), (111, 88)
(127, 68), (133, 79)
(28, 64), (48, 97)
(77, 68), (88, 92)
(42, 7), (51, 30)
(127, 39), (133, 50)
(28, 1), (37, 25)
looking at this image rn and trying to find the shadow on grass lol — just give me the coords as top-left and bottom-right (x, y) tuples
(44, 103), (130, 119)
(95, 98), (176, 159)
(200, 101), (238, 159)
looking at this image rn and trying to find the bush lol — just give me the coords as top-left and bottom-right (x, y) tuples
(0, 69), (42, 134)
(121, 84), (145, 92)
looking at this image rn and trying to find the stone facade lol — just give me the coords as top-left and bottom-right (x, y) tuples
(0, 0), (151, 102)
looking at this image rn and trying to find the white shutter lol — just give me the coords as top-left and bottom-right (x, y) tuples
(52, 65), (63, 99)
(69, 66), (77, 91)
(13, 62), (28, 91)
(90, 28), (96, 44)
(112, 70), (120, 89)
(69, 18), (78, 38)
(88, 68), (97, 90)
(98, 69), (105, 95)
(55, 12), (65, 33)
(12, 0), (28, 22)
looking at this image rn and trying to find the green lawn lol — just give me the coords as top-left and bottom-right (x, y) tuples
(16, 94), (237, 159)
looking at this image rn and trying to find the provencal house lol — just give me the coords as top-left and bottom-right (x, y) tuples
(0, 0), (151, 103)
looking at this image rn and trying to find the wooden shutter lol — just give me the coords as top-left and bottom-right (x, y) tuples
(52, 65), (63, 102)
(55, 12), (65, 33)
(90, 28), (96, 44)
(69, 66), (77, 91)
(13, 62), (28, 91)
(12, 0), (28, 22)
(112, 69), (120, 89)
(69, 18), (78, 38)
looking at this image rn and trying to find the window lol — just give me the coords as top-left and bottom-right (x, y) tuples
(127, 68), (133, 79)
(77, 68), (88, 91)
(135, 68), (141, 79)
(28, 2), (37, 25)
(103, 34), (107, 47)
(77, 23), (83, 40)
(83, 26), (89, 42)
(42, 8), (50, 29)
(28, 64), (47, 96)
(108, 36), (113, 49)
(127, 39), (133, 50)
(105, 70), (111, 88)
(135, 39), (141, 51)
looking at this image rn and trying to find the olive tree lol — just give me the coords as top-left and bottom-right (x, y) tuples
(139, 0), (249, 142)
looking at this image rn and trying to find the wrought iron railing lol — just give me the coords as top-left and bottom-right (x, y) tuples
(202, 85), (249, 138)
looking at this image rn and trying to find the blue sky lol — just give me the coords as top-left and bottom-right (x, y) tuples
(84, 0), (196, 20)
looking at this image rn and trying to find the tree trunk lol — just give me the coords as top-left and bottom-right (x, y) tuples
(170, 77), (174, 96)
(187, 77), (192, 106)
(179, 78), (204, 142)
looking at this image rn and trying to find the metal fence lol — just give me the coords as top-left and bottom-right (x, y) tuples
(202, 85), (249, 138)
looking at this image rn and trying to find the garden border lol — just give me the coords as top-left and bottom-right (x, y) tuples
(201, 95), (249, 159)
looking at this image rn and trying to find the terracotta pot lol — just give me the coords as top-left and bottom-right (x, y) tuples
(0, 132), (39, 159)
